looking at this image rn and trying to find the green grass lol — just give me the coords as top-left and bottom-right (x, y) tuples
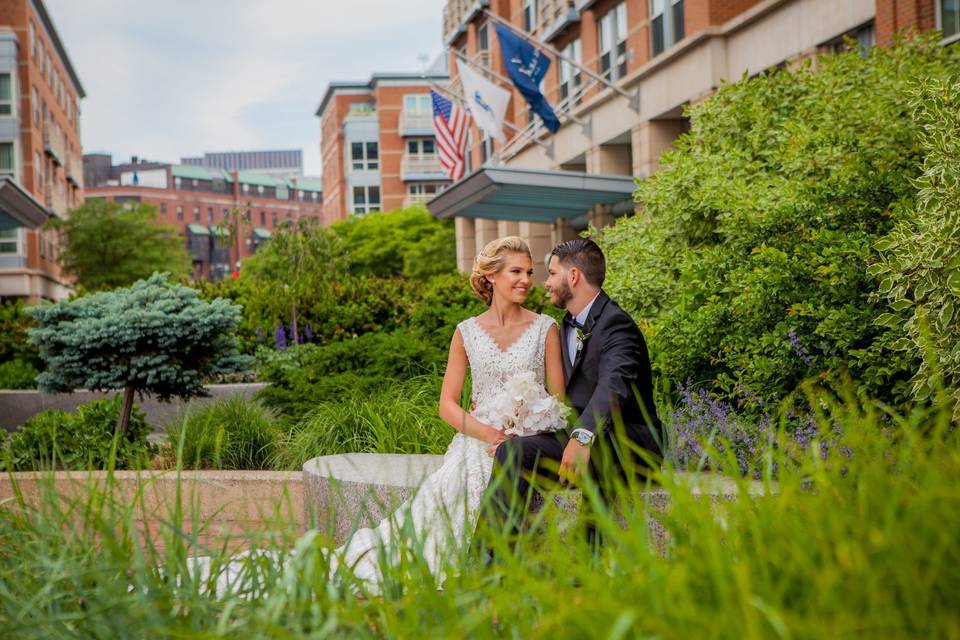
(1, 383), (957, 638)
(268, 375), (456, 471)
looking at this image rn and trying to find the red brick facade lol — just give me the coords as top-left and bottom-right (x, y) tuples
(875, 0), (937, 46)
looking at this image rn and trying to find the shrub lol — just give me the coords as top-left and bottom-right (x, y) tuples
(166, 396), (282, 470)
(27, 273), (251, 434)
(0, 359), (38, 390)
(0, 299), (40, 366)
(2, 396), (151, 471)
(871, 78), (960, 418)
(602, 36), (960, 410)
(269, 376), (454, 470)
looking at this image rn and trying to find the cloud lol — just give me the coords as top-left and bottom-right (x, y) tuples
(45, 0), (445, 176)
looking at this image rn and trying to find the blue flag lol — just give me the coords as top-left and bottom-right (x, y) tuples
(494, 23), (560, 133)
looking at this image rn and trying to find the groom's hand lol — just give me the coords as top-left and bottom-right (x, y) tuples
(559, 440), (590, 486)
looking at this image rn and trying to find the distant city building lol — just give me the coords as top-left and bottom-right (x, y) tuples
(0, 0), (85, 302)
(315, 66), (450, 223)
(84, 154), (322, 281)
(181, 149), (304, 178)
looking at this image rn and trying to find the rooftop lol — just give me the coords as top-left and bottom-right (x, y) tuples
(315, 71), (450, 118)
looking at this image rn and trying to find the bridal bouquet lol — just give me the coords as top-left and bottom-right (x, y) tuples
(475, 371), (571, 437)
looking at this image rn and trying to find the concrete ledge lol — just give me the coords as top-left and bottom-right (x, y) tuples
(0, 469), (303, 552)
(0, 383), (267, 432)
(303, 453), (770, 548)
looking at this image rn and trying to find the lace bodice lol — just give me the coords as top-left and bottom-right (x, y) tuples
(458, 313), (555, 413)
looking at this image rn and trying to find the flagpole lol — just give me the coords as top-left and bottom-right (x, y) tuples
(482, 9), (640, 113)
(452, 49), (592, 136)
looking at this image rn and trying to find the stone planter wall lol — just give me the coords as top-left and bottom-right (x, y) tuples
(0, 383), (267, 432)
(0, 469), (303, 552)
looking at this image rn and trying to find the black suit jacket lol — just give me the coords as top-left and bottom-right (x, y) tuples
(561, 290), (663, 459)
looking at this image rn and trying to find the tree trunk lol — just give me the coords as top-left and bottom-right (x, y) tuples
(117, 386), (135, 435)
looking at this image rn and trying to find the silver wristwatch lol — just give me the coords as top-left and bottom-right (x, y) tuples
(570, 428), (595, 447)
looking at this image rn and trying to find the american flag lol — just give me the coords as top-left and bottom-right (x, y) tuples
(431, 90), (469, 181)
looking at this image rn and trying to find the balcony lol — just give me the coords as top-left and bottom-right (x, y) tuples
(541, 1), (581, 41)
(44, 181), (68, 216)
(42, 123), (65, 166)
(401, 155), (448, 182)
(403, 193), (435, 208)
(443, 0), (489, 44)
(65, 154), (81, 187)
(399, 111), (434, 137)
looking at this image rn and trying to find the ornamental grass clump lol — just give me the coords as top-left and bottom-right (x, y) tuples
(0, 383), (956, 637)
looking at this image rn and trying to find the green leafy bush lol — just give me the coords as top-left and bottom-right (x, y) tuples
(0, 359), (38, 389)
(602, 36), (960, 409)
(871, 78), (960, 418)
(166, 396), (282, 470)
(2, 396), (152, 471)
(0, 299), (40, 365)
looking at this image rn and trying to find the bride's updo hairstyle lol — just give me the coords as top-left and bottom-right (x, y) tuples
(470, 236), (531, 306)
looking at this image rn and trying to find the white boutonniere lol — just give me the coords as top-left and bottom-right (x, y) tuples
(575, 327), (592, 353)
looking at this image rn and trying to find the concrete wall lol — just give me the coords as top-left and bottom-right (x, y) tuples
(0, 383), (267, 432)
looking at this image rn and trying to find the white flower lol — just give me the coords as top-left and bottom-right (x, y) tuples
(476, 371), (570, 437)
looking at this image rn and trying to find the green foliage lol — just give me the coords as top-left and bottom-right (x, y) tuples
(0, 387), (957, 637)
(2, 396), (151, 471)
(602, 37), (960, 408)
(329, 206), (456, 279)
(872, 78), (960, 418)
(166, 396), (282, 470)
(0, 359), (38, 389)
(0, 299), (40, 365)
(47, 199), (191, 291)
(269, 376), (453, 470)
(26, 273), (251, 431)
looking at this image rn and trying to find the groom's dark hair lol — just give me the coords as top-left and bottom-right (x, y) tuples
(550, 238), (605, 288)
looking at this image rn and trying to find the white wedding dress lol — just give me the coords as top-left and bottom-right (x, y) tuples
(191, 313), (556, 596)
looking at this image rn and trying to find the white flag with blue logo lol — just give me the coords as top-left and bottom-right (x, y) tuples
(455, 59), (510, 144)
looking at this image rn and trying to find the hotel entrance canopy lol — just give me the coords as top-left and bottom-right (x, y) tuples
(0, 178), (50, 230)
(426, 167), (636, 223)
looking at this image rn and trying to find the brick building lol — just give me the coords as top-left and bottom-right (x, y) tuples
(84, 157), (323, 280)
(315, 67), (451, 224)
(181, 149), (305, 178)
(0, 0), (84, 301)
(431, 0), (958, 279)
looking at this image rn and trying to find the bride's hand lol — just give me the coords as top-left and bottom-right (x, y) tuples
(485, 431), (514, 457)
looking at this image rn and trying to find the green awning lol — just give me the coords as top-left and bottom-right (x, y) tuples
(209, 225), (230, 237)
(426, 167), (636, 223)
(187, 224), (210, 236)
(237, 171), (280, 188)
(252, 227), (272, 239)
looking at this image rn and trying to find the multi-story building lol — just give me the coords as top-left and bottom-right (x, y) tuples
(315, 67), (451, 224)
(181, 149), (305, 178)
(0, 0), (84, 301)
(84, 156), (323, 280)
(431, 0), (959, 279)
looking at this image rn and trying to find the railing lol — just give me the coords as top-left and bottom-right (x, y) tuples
(403, 193), (435, 207)
(65, 154), (82, 186)
(443, 0), (489, 43)
(42, 122), (65, 166)
(401, 155), (445, 180)
(44, 181), (68, 216)
(399, 111), (433, 133)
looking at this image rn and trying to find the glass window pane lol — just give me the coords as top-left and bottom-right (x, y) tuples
(0, 143), (13, 172)
(672, 0), (685, 41)
(369, 187), (380, 207)
(0, 74), (10, 100)
(423, 140), (434, 154)
(404, 95), (416, 110)
(408, 140), (418, 154)
(616, 3), (628, 43)
(366, 142), (378, 160)
(353, 186), (366, 206)
(351, 142), (364, 161)
(944, 0), (960, 37)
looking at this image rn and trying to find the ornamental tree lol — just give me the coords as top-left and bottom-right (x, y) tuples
(27, 273), (252, 434)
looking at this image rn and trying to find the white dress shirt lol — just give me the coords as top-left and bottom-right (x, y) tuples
(566, 291), (601, 366)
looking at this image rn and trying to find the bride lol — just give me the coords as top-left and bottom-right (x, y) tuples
(193, 236), (565, 595)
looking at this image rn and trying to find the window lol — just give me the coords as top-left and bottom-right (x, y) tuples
(175, 177), (182, 189)
(35, 152), (42, 190)
(0, 74), (12, 116)
(242, 183), (249, 194)
(207, 207), (214, 223)
(407, 139), (435, 156)
(940, 0), (960, 40)
(29, 22), (35, 58)
(259, 211), (266, 225)
(0, 229), (18, 255)
(352, 185), (381, 214)
(222, 208), (229, 221)
(31, 87), (38, 124)
(271, 212), (278, 226)
(559, 38), (582, 106)
(176, 206), (184, 221)
(403, 94), (432, 113)
(480, 132), (494, 164)
(38, 43), (44, 75)
(651, 0), (684, 57)
(193, 207), (200, 222)
(0, 142), (14, 176)
(407, 183), (442, 198)
(160, 203), (167, 214)
(350, 141), (379, 170)
(478, 22), (489, 51)
(599, 3), (629, 81)
(523, 0), (537, 31)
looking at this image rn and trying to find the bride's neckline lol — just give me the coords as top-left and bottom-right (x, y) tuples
(470, 314), (541, 355)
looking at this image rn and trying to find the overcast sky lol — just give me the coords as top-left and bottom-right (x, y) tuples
(45, 0), (445, 176)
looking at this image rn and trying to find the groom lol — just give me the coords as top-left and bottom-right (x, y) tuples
(489, 238), (663, 543)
